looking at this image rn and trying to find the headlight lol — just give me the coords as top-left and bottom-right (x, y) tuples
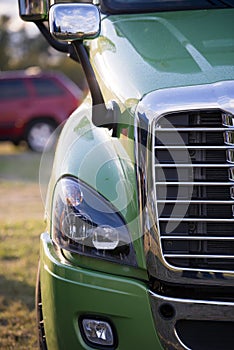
(52, 177), (137, 266)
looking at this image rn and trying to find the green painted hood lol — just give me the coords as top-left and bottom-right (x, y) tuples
(92, 9), (234, 103)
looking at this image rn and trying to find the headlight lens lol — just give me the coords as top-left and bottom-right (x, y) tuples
(52, 177), (137, 266)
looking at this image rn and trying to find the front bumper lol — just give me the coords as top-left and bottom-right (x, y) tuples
(40, 232), (234, 350)
(150, 291), (234, 350)
(40, 233), (163, 350)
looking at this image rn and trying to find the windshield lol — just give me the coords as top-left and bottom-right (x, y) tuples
(101, 0), (234, 14)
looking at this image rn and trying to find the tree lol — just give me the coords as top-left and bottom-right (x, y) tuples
(0, 14), (86, 90)
(0, 15), (11, 70)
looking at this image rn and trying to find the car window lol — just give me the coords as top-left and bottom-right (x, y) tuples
(0, 79), (28, 100)
(32, 77), (65, 96)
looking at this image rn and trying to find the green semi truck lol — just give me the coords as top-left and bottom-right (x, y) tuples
(18, 1), (234, 349)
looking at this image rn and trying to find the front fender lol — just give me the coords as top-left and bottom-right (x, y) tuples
(44, 97), (146, 271)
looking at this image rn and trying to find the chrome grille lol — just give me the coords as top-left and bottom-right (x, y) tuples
(154, 110), (234, 271)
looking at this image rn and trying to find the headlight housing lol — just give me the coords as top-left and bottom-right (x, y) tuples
(52, 177), (137, 266)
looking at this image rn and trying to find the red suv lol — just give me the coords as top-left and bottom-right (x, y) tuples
(0, 70), (83, 152)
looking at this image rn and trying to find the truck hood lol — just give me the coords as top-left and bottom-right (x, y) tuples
(92, 9), (234, 104)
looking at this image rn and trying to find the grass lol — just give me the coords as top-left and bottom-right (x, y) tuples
(0, 143), (41, 182)
(0, 220), (42, 349)
(0, 143), (46, 349)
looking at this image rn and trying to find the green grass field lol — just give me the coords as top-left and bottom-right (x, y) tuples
(0, 143), (46, 349)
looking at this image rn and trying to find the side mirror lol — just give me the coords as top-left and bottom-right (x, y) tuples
(49, 3), (101, 42)
(18, 0), (49, 21)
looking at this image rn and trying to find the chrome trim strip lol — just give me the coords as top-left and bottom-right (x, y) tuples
(224, 131), (234, 145)
(157, 181), (234, 185)
(222, 113), (234, 127)
(231, 186), (234, 199)
(150, 290), (234, 308)
(158, 200), (234, 203)
(155, 145), (232, 149)
(164, 254), (234, 259)
(136, 81), (234, 121)
(156, 127), (230, 131)
(155, 163), (233, 167)
(227, 149), (234, 163)
(229, 168), (234, 180)
(162, 236), (234, 240)
(159, 218), (234, 221)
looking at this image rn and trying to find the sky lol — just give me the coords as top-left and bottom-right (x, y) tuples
(0, 0), (18, 17)
(0, 0), (37, 34)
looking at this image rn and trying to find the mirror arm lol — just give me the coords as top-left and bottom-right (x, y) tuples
(72, 41), (105, 107)
(35, 21), (79, 63)
(72, 41), (115, 129)
(34, 22), (114, 129)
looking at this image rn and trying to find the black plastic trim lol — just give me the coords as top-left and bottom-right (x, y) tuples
(176, 320), (234, 350)
(100, 0), (234, 14)
(150, 277), (234, 302)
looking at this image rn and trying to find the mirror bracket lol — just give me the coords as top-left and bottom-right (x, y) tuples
(35, 22), (79, 63)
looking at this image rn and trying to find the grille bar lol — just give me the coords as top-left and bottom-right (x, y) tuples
(159, 218), (234, 222)
(155, 164), (234, 167)
(155, 146), (232, 149)
(158, 200), (234, 204)
(157, 182), (234, 185)
(164, 255), (234, 259)
(154, 109), (234, 272)
(162, 236), (234, 240)
(156, 127), (231, 131)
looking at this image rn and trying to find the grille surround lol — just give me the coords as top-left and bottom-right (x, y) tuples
(153, 109), (234, 272)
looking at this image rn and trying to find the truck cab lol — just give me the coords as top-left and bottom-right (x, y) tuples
(18, 1), (234, 349)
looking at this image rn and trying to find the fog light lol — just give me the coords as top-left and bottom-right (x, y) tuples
(81, 318), (114, 347)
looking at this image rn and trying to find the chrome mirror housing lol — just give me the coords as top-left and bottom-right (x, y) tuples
(49, 3), (101, 42)
(18, 0), (49, 21)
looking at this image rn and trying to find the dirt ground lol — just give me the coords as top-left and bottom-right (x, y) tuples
(0, 181), (44, 221)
